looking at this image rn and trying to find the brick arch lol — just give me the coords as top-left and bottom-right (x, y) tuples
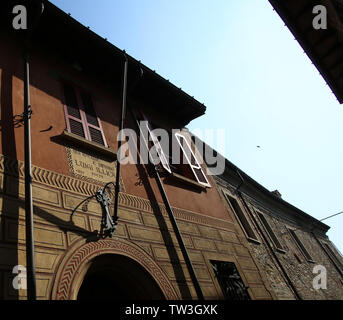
(51, 238), (179, 300)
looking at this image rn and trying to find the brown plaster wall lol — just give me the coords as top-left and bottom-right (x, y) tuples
(0, 28), (270, 300)
(0, 31), (232, 222)
(0, 158), (273, 299)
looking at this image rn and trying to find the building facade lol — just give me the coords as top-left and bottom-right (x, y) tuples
(0, 0), (275, 300)
(213, 159), (343, 300)
(0, 0), (342, 300)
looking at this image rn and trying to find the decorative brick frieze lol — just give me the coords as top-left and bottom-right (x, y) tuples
(51, 238), (179, 300)
(0, 155), (238, 235)
(0, 154), (274, 300)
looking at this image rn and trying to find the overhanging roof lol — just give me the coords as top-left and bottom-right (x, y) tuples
(1, 0), (206, 127)
(269, 0), (343, 104)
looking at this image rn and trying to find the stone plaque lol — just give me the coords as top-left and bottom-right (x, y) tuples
(66, 147), (116, 185)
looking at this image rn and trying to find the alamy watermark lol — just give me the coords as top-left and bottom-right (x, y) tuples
(117, 122), (226, 176)
(11, 263), (329, 292)
(12, 265), (27, 290)
(11, 4), (329, 32)
(12, 5), (27, 30)
(313, 265), (327, 290)
(313, 5), (327, 30)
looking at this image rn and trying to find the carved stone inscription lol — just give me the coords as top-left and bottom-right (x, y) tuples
(66, 147), (116, 184)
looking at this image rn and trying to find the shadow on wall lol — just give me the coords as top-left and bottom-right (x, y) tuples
(130, 127), (192, 299)
(0, 70), (191, 299)
(0, 69), (97, 299)
(0, 69), (19, 300)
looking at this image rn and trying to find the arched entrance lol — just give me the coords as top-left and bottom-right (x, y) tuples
(51, 238), (179, 300)
(77, 254), (165, 300)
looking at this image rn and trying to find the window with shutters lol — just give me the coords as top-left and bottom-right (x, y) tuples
(174, 133), (211, 187)
(62, 82), (107, 147)
(141, 113), (211, 187)
(141, 113), (172, 174)
(138, 112), (211, 188)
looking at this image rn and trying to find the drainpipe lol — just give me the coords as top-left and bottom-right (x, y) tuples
(112, 52), (128, 226)
(235, 169), (301, 300)
(129, 106), (204, 300)
(23, 0), (45, 301)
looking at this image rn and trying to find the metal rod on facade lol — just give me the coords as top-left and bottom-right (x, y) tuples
(23, 0), (45, 301)
(24, 49), (36, 301)
(320, 211), (343, 222)
(113, 54), (128, 224)
(130, 109), (204, 300)
(154, 170), (205, 300)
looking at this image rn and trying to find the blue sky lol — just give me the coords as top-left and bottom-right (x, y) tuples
(49, 0), (343, 254)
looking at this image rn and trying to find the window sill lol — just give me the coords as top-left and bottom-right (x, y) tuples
(60, 130), (117, 159)
(165, 172), (208, 191)
(247, 237), (261, 245)
(275, 248), (286, 254)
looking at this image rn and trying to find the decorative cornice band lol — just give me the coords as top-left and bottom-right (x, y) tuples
(0, 154), (235, 232)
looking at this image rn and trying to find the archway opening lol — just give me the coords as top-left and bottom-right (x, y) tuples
(77, 254), (166, 300)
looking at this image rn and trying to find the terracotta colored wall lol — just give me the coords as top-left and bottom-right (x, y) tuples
(0, 29), (274, 301)
(0, 32), (233, 223)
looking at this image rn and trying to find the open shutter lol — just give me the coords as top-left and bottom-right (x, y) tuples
(175, 133), (211, 187)
(142, 114), (171, 174)
(63, 83), (86, 138)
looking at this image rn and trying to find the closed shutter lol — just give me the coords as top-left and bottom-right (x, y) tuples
(69, 119), (86, 138)
(62, 82), (108, 147)
(64, 85), (79, 116)
(80, 91), (107, 147)
(80, 92), (99, 126)
(89, 127), (105, 145)
(63, 84), (86, 138)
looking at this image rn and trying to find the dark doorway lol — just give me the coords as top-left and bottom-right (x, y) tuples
(77, 254), (165, 300)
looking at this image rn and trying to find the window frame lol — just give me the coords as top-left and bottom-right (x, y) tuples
(256, 210), (285, 253)
(138, 111), (211, 189)
(141, 113), (172, 174)
(321, 241), (343, 273)
(222, 191), (260, 244)
(210, 260), (251, 300)
(203, 252), (252, 300)
(288, 228), (315, 263)
(174, 132), (211, 188)
(61, 80), (108, 147)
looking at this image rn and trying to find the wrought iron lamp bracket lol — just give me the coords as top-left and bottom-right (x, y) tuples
(95, 188), (117, 238)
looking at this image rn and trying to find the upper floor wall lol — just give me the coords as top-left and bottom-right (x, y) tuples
(0, 21), (233, 223)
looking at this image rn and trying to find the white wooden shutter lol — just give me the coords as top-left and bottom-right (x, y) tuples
(175, 132), (211, 187)
(142, 114), (172, 174)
